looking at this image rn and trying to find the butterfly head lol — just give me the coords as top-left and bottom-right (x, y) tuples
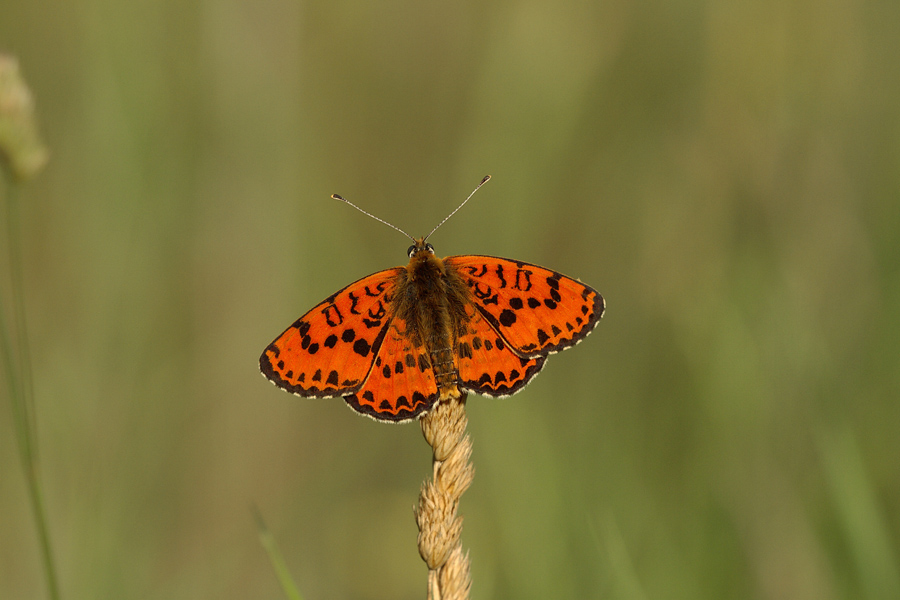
(407, 238), (435, 258)
(405, 237), (445, 280)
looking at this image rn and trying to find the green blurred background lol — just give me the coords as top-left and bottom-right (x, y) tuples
(2, 0), (899, 598)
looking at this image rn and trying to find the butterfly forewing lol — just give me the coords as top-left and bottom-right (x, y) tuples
(446, 256), (604, 357)
(260, 268), (403, 398)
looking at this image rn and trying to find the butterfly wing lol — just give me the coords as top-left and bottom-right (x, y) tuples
(446, 255), (604, 357)
(345, 316), (439, 422)
(456, 302), (546, 397)
(260, 268), (403, 398)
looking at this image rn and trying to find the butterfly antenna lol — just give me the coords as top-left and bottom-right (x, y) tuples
(332, 193), (416, 242)
(424, 175), (491, 242)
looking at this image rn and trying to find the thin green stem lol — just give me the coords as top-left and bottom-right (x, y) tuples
(2, 169), (60, 600)
(252, 505), (305, 600)
(0, 253), (25, 455)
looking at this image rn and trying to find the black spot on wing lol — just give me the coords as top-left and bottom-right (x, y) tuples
(353, 338), (371, 357)
(495, 263), (507, 288)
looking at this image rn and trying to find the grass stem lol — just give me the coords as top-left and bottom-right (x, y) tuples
(416, 393), (474, 600)
(252, 505), (305, 600)
(2, 169), (60, 600)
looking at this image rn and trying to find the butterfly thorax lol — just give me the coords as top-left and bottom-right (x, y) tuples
(393, 240), (472, 399)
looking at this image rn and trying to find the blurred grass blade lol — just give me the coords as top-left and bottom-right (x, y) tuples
(589, 511), (648, 600)
(252, 505), (305, 600)
(818, 426), (900, 599)
(3, 165), (60, 600)
(1, 57), (58, 600)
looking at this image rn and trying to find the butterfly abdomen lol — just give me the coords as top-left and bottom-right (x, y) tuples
(391, 250), (473, 399)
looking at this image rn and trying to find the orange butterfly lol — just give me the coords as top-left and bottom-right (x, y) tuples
(260, 177), (604, 422)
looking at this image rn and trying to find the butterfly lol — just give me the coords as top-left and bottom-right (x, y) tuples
(259, 176), (604, 422)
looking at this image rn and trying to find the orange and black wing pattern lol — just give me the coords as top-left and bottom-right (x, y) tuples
(447, 255), (604, 358)
(260, 268), (402, 399)
(454, 301), (546, 397)
(344, 315), (439, 421)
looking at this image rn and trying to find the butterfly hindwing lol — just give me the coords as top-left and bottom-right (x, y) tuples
(456, 303), (546, 397)
(446, 255), (604, 358)
(345, 316), (439, 422)
(260, 268), (403, 398)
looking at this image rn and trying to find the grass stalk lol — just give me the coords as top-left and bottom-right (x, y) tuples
(2, 170), (60, 600)
(1, 54), (57, 599)
(252, 505), (305, 600)
(416, 392), (474, 600)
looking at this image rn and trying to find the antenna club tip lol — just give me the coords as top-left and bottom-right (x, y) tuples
(481, 175), (491, 184)
(331, 194), (344, 200)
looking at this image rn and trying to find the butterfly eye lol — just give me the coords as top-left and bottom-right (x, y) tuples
(425, 243), (435, 254)
(407, 244), (417, 257)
